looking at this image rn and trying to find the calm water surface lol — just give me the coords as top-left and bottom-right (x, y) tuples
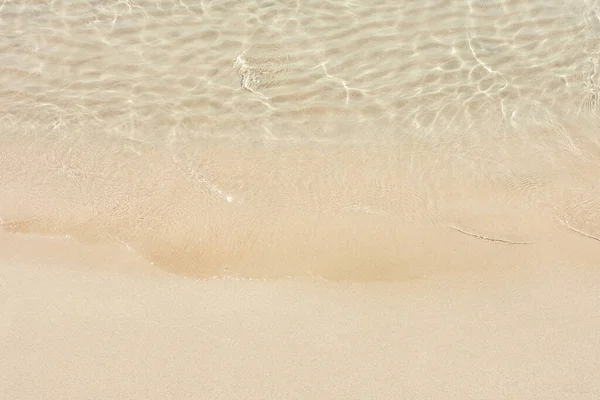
(1, 0), (600, 279)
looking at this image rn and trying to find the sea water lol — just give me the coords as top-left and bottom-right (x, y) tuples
(1, 0), (600, 280)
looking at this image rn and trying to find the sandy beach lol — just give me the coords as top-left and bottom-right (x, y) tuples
(2, 232), (600, 399)
(3, 0), (600, 397)
(2, 213), (600, 399)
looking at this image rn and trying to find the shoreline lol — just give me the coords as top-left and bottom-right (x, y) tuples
(1, 126), (600, 280)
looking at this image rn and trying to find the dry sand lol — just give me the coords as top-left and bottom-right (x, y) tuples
(1, 226), (600, 399)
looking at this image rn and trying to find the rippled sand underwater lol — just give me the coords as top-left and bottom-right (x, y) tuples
(1, 0), (600, 280)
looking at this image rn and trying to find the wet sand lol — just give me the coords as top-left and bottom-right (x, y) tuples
(2, 123), (600, 280)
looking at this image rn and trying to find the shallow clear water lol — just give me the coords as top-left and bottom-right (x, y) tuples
(1, 0), (600, 280)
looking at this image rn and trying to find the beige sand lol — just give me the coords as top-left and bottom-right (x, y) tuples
(1, 228), (600, 399)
